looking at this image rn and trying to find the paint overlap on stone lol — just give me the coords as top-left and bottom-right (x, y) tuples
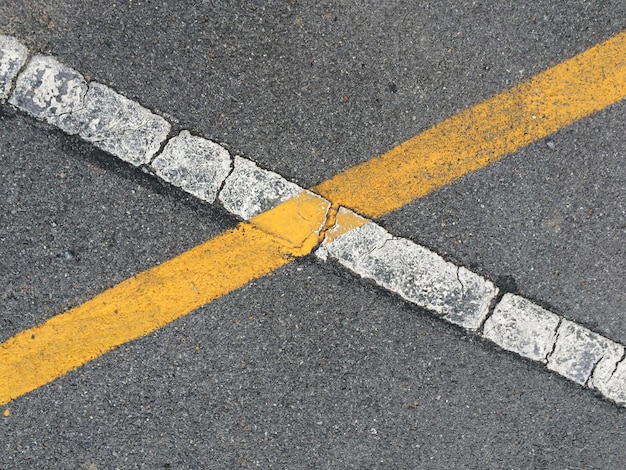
(218, 156), (303, 220)
(9, 55), (87, 133)
(316, 207), (369, 247)
(483, 294), (560, 363)
(0, 35), (28, 101)
(547, 319), (624, 385)
(250, 190), (331, 257)
(151, 131), (232, 203)
(75, 83), (171, 166)
(316, 222), (498, 329)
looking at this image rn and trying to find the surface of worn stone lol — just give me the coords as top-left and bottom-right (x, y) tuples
(0, 35), (28, 101)
(151, 130), (232, 203)
(75, 83), (171, 166)
(317, 222), (498, 329)
(547, 319), (624, 385)
(9, 55), (87, 133)
(484, 294), (561, 363)
(218, 155), (302, 220)
(590, 358), (626, 406)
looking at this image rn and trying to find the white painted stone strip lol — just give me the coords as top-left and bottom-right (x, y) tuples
(0, 35), (28, 101)
(483, 294), (560, 363)
(316, 220), (498, 330)
(585, 334), (626, 404)
(547, 319), (624, 385)
(9, 55), (170, 165)
(218, 155), (303, 219)
(150, 130), (232, 203)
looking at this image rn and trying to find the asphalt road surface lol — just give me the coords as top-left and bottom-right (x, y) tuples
(1, 1), (625, 468)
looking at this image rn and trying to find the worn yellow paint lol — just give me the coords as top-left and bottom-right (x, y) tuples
(0, 192), (330, 405)
(3, 408), (9, 417)
(250, 190), (330, 255)
(2, 30), (626, 404)
(322, 208), (369, 243)
(314, 30), (626, 218)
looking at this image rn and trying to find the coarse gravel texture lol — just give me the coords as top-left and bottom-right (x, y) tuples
(1, 2), (626, 467)
(2, 258), (626, 468)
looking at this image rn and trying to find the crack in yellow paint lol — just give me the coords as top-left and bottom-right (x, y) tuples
(313, 30), (626, 218)
(1, 29), (625, 405)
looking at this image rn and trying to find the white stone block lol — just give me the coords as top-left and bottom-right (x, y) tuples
(75, 83), (171, 165)
(9, 56), (170, 165)
(218, 156), (302, 219)
(317, 222), (498, 330)
(151, 131), (232, 203)
(547, 319), (623, 385)
(590, 359), (626, 406)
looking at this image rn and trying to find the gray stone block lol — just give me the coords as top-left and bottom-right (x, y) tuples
(0, 35), (28, 101)
(9, 55), (87, 133)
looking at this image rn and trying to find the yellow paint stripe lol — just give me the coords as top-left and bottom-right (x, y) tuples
(314, 30), (626, 218)
(0, 191), (330, 405)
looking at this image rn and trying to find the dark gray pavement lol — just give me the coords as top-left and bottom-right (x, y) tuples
(1, 1), (626, 468)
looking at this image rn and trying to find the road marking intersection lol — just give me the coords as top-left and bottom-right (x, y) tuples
(1, 31), (625, 408)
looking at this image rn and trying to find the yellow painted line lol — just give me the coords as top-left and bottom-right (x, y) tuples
(2, 30), (626, 405)
(0, 191), (330, 405)
(314, 30), (626, 218)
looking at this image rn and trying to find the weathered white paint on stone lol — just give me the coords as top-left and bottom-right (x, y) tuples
(218, 155), (302, 219)
(445, 266), (498, 330)
(8, 57), (169, 165)
(0, 35), (28, 101)
(587, 337), (625, 400)
(316, 222), (498, 329)
(75, 83), (171, 166)
(151, 131), (232, 203)
(547, 319), (623, 385)
(590, 356), (626, 406)
(483, 294), (560, 363)
(9, 55), (87, 133)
